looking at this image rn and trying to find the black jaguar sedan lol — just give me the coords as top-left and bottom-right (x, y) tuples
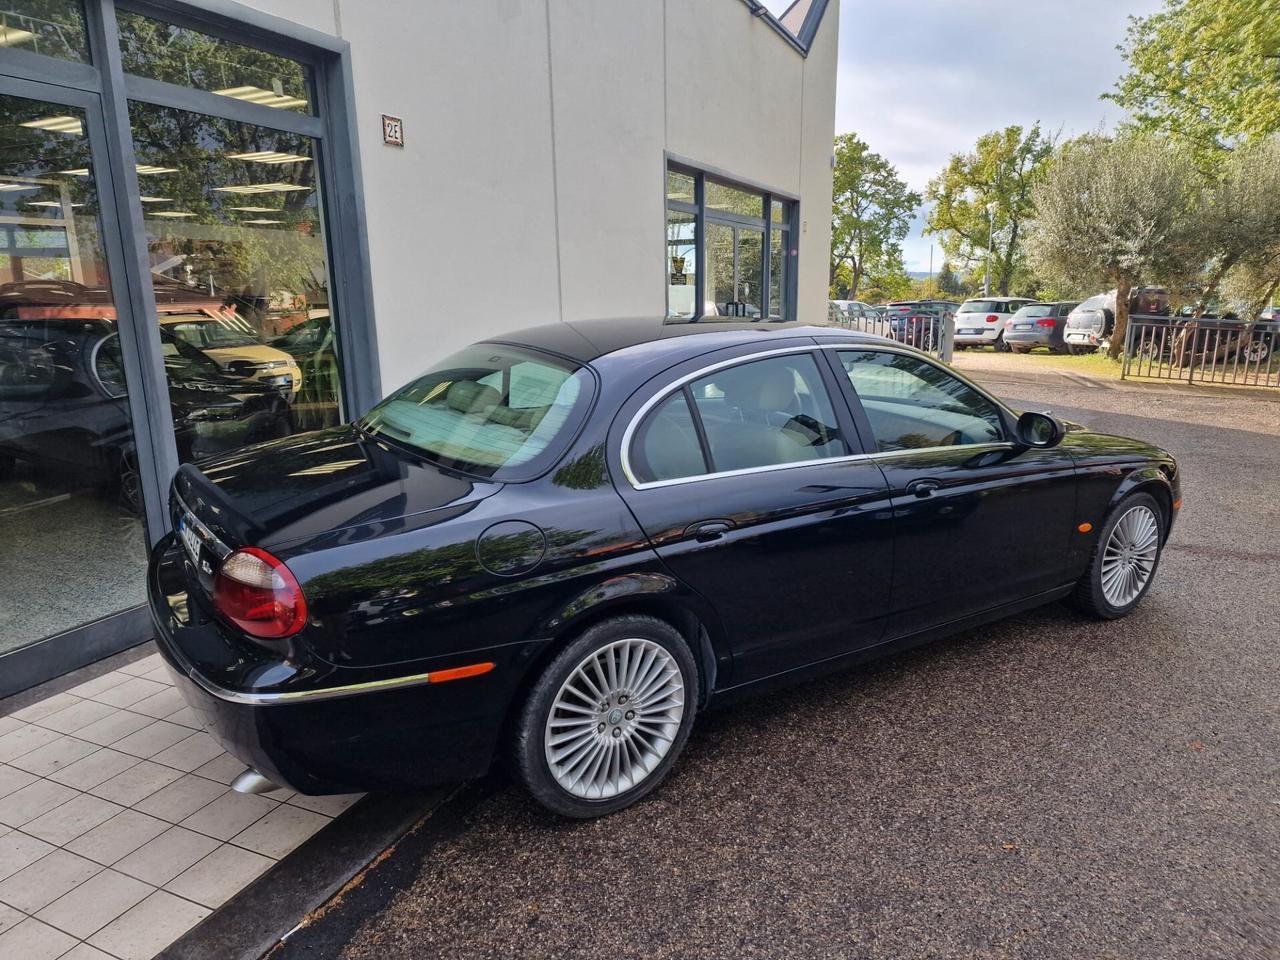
(149, 320), (1180, 817)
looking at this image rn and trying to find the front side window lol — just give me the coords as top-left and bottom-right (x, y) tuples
(839, 350), (1004, 451)
(360, 344), (593, 479)
(630, 352), (847, 483)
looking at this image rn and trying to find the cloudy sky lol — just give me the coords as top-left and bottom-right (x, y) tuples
(832, 0), (1165, 273)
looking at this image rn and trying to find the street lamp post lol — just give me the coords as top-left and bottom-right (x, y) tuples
(983, 202), (996, 296)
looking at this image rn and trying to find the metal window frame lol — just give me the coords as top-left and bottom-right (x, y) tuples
(666, 156), (798, 322)
(0, 0), (380, 695)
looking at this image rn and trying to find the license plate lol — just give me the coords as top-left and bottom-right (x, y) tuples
(961, 329), (982, 335)
(1015, 323), (1033, 330)
(178, 514), (202, 564)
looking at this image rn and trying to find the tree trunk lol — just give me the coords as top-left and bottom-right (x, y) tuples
(1108, 281), (1132, 360)
(849, 260), (863, 299)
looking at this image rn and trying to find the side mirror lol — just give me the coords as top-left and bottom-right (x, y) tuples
(1015, 410), (1064, 449)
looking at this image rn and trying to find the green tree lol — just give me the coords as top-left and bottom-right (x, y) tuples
(936, 261), (965, 296)
(1192, 137), (1280, 311)
(1027, 134), (1207, 357)
(925, 124), (1054, 297)
(1107, 0), (1280, 156)
(857, 249), (914, 304)
(829, 134), (921, 299)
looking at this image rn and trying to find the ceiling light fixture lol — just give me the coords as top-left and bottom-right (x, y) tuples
(227, 206), (277, 212)
(135, 164), (178, 175)
(213, 182), (310, 195)
(19, 115), (84, 136)
(59, 168), (90, 177)
(212, 85), (309, 111)
(226, 151), (310, 164)
(0, 182), (38, 192)
(138, 196), (173, 203)
(150, 211), (196, 218)
(27, 200), (85, 208)
(242, 218), (284, 225)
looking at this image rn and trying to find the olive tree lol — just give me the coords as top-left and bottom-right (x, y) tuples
(1027, 135), (1206, 357)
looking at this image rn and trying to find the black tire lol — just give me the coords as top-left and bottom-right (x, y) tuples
(994, 333), (1011, 352)
(510, 614), (698, 818)
(1072, 491), (1165, 620)
(1010, 345), (1031, 354)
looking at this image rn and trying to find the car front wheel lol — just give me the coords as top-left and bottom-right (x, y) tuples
(511, 614), (698, 818)
(1072, 492), (1165, 619)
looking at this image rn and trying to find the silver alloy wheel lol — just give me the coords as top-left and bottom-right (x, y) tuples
(1100, 505), (1160, 607)
(544, 638), (685, 801)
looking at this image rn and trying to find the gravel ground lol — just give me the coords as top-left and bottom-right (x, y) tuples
(279, 361), (1280, 960)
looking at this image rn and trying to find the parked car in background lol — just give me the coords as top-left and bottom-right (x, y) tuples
(828, 300), (891, 338)
(1003, 301), (1079, 354)
(160, 312), (302, 397)
(150, 319), (1180, 819)
(884, 300), (958, 350)
(1064, 287), (1169, 354)
(0, 317), (292, 509)
(953, 297), (1036, 351)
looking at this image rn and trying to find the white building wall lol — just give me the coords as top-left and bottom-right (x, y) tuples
(239, 0), (838, 395)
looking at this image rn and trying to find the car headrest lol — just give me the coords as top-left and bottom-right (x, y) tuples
(445, 380), (501, 415)
(725, 365), (798, 412)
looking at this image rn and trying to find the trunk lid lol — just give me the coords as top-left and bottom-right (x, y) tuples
(172, 424), (501, 552)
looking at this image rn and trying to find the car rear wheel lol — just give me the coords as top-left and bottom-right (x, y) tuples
(511, 614), (698, 818)
(994, 333), (1011, 352)
(1072, 492), (1164, 620)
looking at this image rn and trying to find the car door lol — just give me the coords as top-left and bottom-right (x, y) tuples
(611, 344), (895, 687)
(825, 345), (1078, 638)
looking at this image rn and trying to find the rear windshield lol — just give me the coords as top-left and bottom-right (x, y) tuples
(359, 343), (594, 478)
(1077, 295), (1107, 311)
(958, 300), (1006, 313)
(1016, 305), (1053, 318)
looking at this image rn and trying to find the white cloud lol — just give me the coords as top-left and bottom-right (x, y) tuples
(836, 0), (1165, 271)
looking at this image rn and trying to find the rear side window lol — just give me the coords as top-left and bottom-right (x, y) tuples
(838, 350), (1004, 451)
(629, 352), (848, 484)
(360, 344), (593, 479)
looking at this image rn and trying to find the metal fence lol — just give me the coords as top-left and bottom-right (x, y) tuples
(1122, 317), (1280, 389)
(825, 304), (954, 362)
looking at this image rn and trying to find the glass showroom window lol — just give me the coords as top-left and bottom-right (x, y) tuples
(666, 163), (796, 321)
(122, 11), (345, 460)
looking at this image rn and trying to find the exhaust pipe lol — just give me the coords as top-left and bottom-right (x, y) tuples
(231, 769), (282, 795)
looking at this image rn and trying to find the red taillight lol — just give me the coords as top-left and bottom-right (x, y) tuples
(985, 314), (999, 323)
(1036, 319), (1055, 327)
(212, 547), (307, 639)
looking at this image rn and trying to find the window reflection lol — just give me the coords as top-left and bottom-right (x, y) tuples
(0, 1), (88, 62)
(116, 11), (313, 113)
(127, 102), (342, 448)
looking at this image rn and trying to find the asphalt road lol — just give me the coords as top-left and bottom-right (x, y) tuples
(279, 361), (1280, 960)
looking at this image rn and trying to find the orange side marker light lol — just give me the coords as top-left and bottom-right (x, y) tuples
(427, 662), (495, 684)
(1078, 522), (1093, 533)
(1173, 498), (1183, 511)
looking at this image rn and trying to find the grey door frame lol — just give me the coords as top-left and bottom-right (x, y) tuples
(0, 0), (380, 696)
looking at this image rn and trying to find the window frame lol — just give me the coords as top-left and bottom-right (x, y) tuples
(620, 344), (867, 490)
(665, 156), (798, 323)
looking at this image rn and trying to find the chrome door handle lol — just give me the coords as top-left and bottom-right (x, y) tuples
(906, 478), (942, 499)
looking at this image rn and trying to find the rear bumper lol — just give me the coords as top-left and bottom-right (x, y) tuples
(953, 326), (1000, 344)
(1004, 330), (1054, 346)
(148, 535), (531, 794)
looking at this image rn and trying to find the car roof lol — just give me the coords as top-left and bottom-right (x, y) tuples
(485, 318), (887, 366)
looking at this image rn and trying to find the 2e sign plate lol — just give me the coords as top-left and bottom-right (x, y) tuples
(382, 115), (404, 147)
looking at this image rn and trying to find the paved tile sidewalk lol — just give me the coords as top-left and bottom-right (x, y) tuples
(0, 650), (361, 960)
